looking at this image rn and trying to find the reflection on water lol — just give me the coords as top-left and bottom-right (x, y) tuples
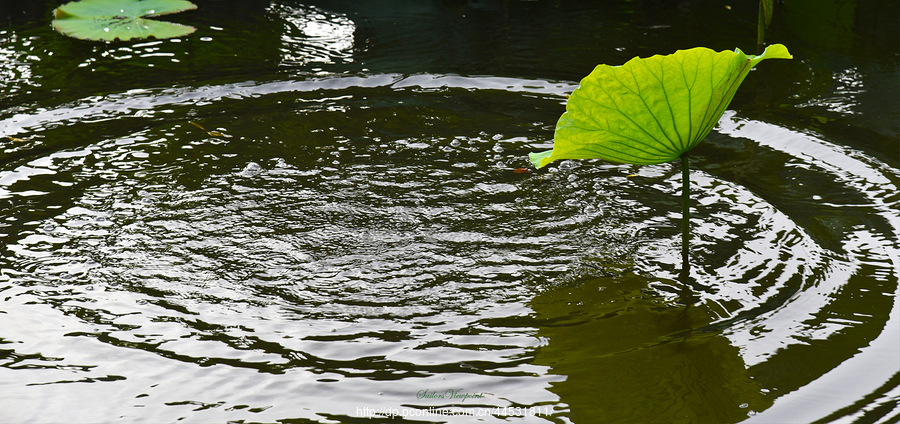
(0, 0), (899, 423)
(272, 3), (356, 68)
(1, 75), (897, 423)
(0, 30), (35, 102)
(532, 275), (771, 422)
(807, 67), (866, 115)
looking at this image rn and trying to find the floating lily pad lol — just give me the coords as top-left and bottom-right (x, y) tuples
(52, 0), (198, 42)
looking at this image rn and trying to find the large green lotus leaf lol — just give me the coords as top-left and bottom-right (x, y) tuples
(52, 0), (197, 42)
(530, 44), (791, 168)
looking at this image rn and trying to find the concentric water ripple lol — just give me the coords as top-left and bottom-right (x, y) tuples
(1, 74), (898, 423)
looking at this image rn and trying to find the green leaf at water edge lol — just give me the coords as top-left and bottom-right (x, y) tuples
(52, 0), (198, 42)
(530, 44), (792, 168)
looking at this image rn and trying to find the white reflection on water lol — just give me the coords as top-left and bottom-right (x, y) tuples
(799, 67), (866, 115)
(719, 111), (900, 423)
(0, 30), (37, 101)
(0, 74), (575, 137)
(271, 3), (356, 67)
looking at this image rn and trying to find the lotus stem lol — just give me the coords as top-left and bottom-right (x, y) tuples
(681, 154), (690, 284)
(757, 1), (766, 54)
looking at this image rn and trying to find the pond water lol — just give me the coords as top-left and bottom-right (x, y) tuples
(1, 0), (898, 423)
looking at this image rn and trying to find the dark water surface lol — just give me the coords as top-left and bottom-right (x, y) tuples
(1, 1), (898, 423)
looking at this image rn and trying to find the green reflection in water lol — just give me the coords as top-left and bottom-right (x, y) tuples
(532, 275), (771, 423)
